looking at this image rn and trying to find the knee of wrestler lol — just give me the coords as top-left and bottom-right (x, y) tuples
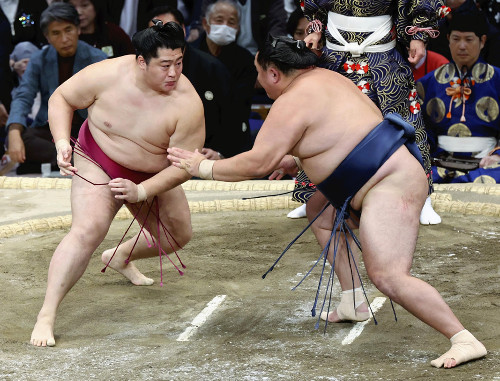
(70, 220), (110, 246)
(169, 223), (193, 249)
(367, 270), (400, 300)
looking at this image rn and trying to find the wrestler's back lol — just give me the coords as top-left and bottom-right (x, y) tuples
(87, 56), (200, 174)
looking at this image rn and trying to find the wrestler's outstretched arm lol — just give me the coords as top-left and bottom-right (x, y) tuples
(168, 93), (306, 181)
(48, 59), (115, 175)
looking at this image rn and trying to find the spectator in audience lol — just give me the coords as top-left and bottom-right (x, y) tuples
(149, 6), (248, 159)
(0, 0), (47, 48)
(103, 0), (165, 37)
(195, 0), (256, 156)
(428, 0), (500, 67)
(9, 41), (41, 131)
(64, 0), (134, 58)
(286, 7), (308, 41)
(192, 0), (287, 54)
(0, 7), (14, 167)
(9, 41), (39, 90)
(417, 12), (500, 183)
(5, 2), (107, 174)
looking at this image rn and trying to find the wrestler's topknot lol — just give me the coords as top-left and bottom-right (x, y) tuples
(257, 35), (318, 74)
(132, 21), (186, 64)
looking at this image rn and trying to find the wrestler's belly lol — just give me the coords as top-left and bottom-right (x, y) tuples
(91, 127), (170, 174)
(350, 146), (427, 211)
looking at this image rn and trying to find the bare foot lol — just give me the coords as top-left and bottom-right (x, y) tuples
(431, 330), (487, 368)
(320, 302), (370, 322)
(31, 314), (55, 347)
(102, 248), (154, 286)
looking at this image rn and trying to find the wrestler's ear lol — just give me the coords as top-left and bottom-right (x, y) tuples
(268, 67), (280, 84)
(137, 55), (147, 70)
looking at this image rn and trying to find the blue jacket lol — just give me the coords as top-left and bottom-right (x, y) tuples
(6, 40), (107, 129)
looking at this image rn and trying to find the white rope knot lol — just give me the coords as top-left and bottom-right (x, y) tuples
(345, 42), (364, 57)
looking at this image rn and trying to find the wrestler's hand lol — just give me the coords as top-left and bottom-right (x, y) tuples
(408, 40), (425, 65)
(108, 178), (140, 202)
(55, 140), (75, 176)
(480, 154), (500, 168)
(304, 31), (322, 51)
(201, 147), (222, 160)
(167, 147), (206, 177)
(268, 155), (299, 180)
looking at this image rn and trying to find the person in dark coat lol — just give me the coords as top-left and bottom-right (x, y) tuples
(0, 0), (47, 48)
(194, 0), (257, 156)
(191, 0), (287, 54)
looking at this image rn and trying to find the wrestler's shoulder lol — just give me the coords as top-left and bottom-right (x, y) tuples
(85, 55), (134, 74)
(294, 67), (338, 87)
(280, 69), (333, 101)
(176, 75), (203, 102)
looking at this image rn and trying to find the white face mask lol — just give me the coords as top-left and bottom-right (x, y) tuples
(207, 23), (237, 46)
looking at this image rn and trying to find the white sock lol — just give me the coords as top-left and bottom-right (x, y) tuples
(420, 196), (441, 225)
(287, 204), (307, 219)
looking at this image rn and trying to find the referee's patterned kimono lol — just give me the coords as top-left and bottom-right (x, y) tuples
(292, 0), (447, 203)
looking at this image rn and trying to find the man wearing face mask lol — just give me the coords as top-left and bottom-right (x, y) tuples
(191, 0), (287, 54)
(193, 0), (257, 157)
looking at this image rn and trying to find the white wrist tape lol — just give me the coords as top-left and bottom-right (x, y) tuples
(55, 138), (70, 152)
(137, 183), (147, 202)
(292, 156), (302, 171)
(198, 159), (215, 180)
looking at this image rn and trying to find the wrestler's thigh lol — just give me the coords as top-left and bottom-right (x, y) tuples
(307, 191), (335, 230)
(128, 185), (191, 239)
(70, 154), (122, 232)
(358, 182), (424, 275)
(307, 192), (359, 232)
